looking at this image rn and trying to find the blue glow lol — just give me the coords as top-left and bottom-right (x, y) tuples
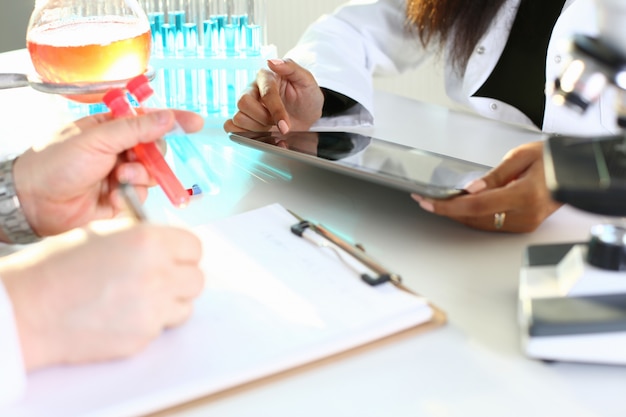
(166, 132), (221, 196)
(203, 69), (221, 114)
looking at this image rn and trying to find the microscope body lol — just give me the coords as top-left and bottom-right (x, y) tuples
(595, 0), (626, 57)
(518, 0), (626, 364)
(547, 0), (626, 269)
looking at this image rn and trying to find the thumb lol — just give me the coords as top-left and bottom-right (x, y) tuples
(79, 109), (175, 154)
(267, 58), (313, 87)
(467, 143), (542, 193)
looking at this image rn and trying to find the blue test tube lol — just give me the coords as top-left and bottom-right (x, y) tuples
(148, 12), (165, 56)
(167, 10), (185, 53)
(212, 12), (228, 112)
(182, 21), (198, 54)
(228, 0), (247, 55)
(160, 23), (178, 107)
(245, 23), (261, 55)
(204, 68), (221, 114)
(233, 13), (248, 53)
(182, 22), (200, 110)
(224, 22), (239, 56)
(244, 0), (265, 55)
(211, 14), (227, 52)
(203, 19), (218, 55)
(202, 18), (220, 114)
(161, 22), (177, 56)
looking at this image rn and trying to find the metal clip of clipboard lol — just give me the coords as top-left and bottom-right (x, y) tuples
(288, 213), (402, 288)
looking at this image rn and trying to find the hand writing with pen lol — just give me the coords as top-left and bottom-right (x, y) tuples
(0, 109), (205, 377)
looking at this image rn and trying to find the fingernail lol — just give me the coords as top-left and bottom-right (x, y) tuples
(411, 194), (434, 212)
(419, 200), (434, 212)
(153, 110), (171, 125)
(118, 166), (136, 183)
(123, 147), (135, 161)
(464, 179), (487, 194)
(268, 59), (285, 66)
(278, 120), (289, 134)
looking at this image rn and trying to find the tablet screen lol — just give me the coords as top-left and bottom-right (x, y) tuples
(229, 131), (491, 199)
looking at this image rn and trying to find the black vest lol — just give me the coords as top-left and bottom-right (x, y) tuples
(474, 0), (567, 128)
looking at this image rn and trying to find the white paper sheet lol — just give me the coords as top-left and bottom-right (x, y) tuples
(4, 203), (433, 417)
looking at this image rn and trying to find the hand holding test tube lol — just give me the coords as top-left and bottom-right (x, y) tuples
(102, 88), (190, 208)
(126, 74), (217, 195)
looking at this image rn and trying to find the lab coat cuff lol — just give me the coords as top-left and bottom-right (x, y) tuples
(311, 103), (374, 129)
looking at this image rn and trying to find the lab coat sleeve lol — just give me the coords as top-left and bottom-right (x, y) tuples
(0, 279), (26, 407)
(284, 0), (433, 126)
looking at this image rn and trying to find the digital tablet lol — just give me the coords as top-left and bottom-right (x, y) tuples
(229, 131), (491, 199)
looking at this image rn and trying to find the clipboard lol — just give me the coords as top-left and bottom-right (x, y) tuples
(4, 203), (445, 417)
(150, 306), (446, 417)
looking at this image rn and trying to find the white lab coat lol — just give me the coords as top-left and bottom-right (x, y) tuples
(0, 0), (618, 407)
(0, 281), (27, 406)
(285, 0), (619, 136)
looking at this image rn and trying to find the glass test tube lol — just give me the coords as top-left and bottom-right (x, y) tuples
(137, 0), (268, 118)
(102, 88), (190, 208)
(185, 0), (201, 109)
(244, 0), (265, 55)
(127, 74), (219, 195)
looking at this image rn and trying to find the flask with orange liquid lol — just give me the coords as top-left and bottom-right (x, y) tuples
(26, 0), (152, 103)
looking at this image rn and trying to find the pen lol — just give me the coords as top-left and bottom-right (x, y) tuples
(119, 182), (147, 222)
(288, 210), (402, 287)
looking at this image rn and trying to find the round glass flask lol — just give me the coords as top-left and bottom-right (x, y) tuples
(26, 0), (152, 103)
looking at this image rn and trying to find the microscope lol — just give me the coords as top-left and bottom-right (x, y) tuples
(519, 0), (626, 364)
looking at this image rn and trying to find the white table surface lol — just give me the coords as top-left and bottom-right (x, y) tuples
(1, 49), (623, 417)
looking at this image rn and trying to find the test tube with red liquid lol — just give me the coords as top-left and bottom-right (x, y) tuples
(127, 74), (217, 195)
(102, 88), (190, 208)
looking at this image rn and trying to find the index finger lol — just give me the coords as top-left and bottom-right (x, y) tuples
(72, 109), (203, 135)
(480, 142), (544, 189)
(145, 225), (203, 265)
(418, 185), (527, 219)
(69, 110), (176, 155)
(256, 68), (290, 128)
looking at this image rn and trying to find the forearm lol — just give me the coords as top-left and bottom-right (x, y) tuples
(0, 277), (27, 406)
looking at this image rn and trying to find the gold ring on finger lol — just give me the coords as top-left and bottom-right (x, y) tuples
(494, 212), (506, 230)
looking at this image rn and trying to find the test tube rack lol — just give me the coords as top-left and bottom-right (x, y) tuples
(69, 0), (275, 126)
(145, 0), (275, 125)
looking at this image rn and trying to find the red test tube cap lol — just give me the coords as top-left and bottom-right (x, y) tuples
(102, 88), (133, 117)
(126, 74), (154, 103)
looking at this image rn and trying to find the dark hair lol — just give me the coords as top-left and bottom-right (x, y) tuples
(406, 0), (508, 72)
